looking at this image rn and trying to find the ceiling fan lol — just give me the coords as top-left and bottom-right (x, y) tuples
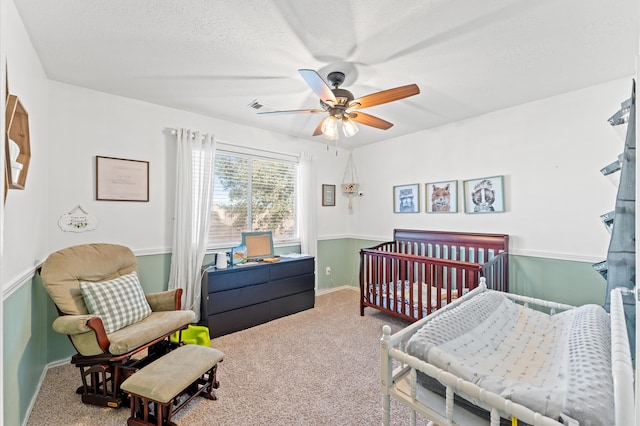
(258, 69), (420, 140)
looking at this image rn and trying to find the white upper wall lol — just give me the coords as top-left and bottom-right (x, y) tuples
(1, 0), (49, 290)
(44, 81), (350, 258)
(351, 77), (630, 262)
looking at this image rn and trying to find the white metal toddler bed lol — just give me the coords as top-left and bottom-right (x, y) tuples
(380, 278), (635, 426)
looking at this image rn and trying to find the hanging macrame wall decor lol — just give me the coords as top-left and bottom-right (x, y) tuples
(341, 151), (360, 213)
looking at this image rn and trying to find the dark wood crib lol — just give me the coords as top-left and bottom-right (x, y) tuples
(359, 229), (509, 322)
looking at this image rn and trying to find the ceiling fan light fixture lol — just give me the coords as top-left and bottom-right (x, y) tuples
(321, 116), (339, 140)
(342, 117), (359, 137)
(260, 69), (420, 142)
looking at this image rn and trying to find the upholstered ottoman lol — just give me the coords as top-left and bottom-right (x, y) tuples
(121, 344), (224, 426)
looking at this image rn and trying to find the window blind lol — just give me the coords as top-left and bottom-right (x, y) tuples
(208, 150), (298, 247)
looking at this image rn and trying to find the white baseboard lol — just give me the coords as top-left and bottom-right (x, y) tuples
(316, 285), (358, 295)
(47, 357), (72, 368)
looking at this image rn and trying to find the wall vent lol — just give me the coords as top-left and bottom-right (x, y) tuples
(247, 99), (278, 113)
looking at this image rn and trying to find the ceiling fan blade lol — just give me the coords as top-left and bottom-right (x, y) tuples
(349, 84), (420, 110)
(257, 109), (325, 115)
(350, 112), (394, 130)
(299, 69), (337, 105)
(312, 119), (324, 136)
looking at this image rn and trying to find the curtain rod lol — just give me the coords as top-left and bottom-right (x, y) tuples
(169, 128), (209, 141)
(168, 127), (300, 160)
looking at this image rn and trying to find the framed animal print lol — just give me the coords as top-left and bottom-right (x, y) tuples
(393, 183), (420, 213)
(463, 175), (505, 213)
(426, 180), (457, 213)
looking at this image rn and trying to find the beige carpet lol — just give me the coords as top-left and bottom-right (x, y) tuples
(27, 289), (431, 425)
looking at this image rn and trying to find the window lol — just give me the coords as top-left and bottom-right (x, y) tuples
(208, 149), (298, 247)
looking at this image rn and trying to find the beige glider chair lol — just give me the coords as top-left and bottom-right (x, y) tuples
(40, 243), (195, 408)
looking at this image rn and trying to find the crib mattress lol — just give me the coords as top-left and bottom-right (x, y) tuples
(406, 290), (614, 426)
(369, 281), (460, 316)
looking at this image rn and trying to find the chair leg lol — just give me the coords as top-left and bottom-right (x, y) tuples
(199, 364), (219, 401)
(71, 337), (184, 409)
(76, 363), (124, 408)
(79, 364), (108, 396)
(78, 365), (89, 395)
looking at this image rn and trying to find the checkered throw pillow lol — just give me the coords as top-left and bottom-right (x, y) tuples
(80, 271), (152, 334)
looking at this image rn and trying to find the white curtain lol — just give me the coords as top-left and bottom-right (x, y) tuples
(299, 152), (317, 259)
(168, 128), (216, 322)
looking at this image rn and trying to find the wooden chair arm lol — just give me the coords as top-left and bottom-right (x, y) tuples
(86, 316), (110, 353)
(175, 288), (183, 310)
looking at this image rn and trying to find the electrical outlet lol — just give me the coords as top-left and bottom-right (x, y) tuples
(325, 266), (331, 276)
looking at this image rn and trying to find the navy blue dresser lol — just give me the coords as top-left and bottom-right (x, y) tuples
(200, 257), (315, 337)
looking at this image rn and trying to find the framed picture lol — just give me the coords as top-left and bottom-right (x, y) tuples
(96, 156), (149, 202)
(426, 180), (458, 213)
(231, 245), (248, 265)
(463, 175), (505, 213)
(393, 183), (420, 213)
(322, 184), (336, 206)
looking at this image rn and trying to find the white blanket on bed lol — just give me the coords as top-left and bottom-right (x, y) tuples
(406, 291), (614, 426)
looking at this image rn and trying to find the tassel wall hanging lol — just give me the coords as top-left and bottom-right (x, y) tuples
(341, 151), (360, 213)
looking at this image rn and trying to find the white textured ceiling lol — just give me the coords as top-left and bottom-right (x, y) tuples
(13, 0), (639, 148)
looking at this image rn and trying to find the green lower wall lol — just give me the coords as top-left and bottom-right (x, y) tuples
(136, 253), (173, 293)
(510, 255), (607, 305)
(3, 276), (49, 426)
(319, 238), (607, 306)
(316, 239), (383, 291)
(3, 239), (608, 425)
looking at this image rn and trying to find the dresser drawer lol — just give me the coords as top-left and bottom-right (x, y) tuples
(207, 282), (272, 314)
(205, 265), (269, 293)
(269, 273), (315, 299)
(270, 289), (315, 320)
(269, 257), (314, 280)
(207, 301), (271, 337)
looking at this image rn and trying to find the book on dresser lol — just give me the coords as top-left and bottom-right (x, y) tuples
(199, 256), (315, 338)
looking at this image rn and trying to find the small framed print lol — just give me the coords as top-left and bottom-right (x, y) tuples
(426, 180), (458, 213)
(463, 175), (505, 213)
(231, 245), (248, 265)
(322, 184), (336, 206)
(393, 183), (419, 213)
(96, 156), (149, 202)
